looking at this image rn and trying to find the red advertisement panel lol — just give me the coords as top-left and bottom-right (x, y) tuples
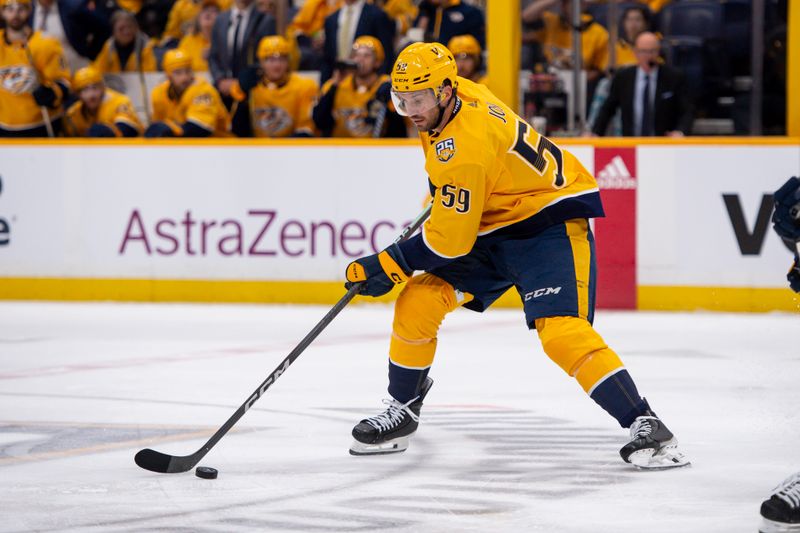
(593, 147), (637, 309)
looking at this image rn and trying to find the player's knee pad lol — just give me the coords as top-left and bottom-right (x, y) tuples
(535, 316), (624, 392)
(390, 273), (472, 369)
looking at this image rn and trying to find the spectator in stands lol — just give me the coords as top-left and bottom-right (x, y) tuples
(30, 0), (113, 71)
(178, 0), (221, 71)
(521, 0), (548, 71)
(287, 0), (341, 70)
(374, 0), (417, 35)
(610, 5), (651, 70)
(164, 0), (232, 44)
(414, 0), (484, 50)
(523, 0), (608, 85)
(64, 66), (143, 137)
(234, 35), (318, 137)
(313, 35), (404, 138)
(320, 0), (395, 83)
(590, 32), (692, 137)
(448, 34), (487, 86)
(208, 0), (275, 135)
(145, 49), (231, 137)
(92, 10), (157, 73)
(0, 0), (70, 137)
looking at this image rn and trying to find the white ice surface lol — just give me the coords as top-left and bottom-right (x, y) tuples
(0, 301), (798, 533)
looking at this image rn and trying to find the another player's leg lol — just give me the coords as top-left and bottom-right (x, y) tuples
(350, 274), (470, 455)
(515, 219), (688, 469)
(760, 472), (800, 533)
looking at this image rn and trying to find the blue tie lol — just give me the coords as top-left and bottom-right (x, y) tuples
(641, 74), (653, 136)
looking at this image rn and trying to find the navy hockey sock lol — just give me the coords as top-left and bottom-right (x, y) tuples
(388, 361), (430, 403)
(589, 369), (651, 428)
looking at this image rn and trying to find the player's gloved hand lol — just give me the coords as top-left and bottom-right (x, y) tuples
(772, 176), (800, 241)
(789, 257), (800, 293)
(32, 84), (57, 107)
(144, 121), (178, 138)
(88, 123), (118, 137)
(345, 244), (412, 297)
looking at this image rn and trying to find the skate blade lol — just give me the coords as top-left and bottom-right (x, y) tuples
(349, 436), (409, 456)
(630, 443), (691, 470)
(759, 518), (800, 533)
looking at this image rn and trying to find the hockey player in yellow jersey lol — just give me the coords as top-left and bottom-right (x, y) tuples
(64, 66), (143, 137)
(233, 35), (318, 138)
(312, 35), (405, 138)
(345, 42), (689, 470)
(0, 0), (69, 136)
(447, 34), (488, 87)
(145, 49), (230, 137)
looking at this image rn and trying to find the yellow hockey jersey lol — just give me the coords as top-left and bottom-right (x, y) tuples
(64, 88), (143, 137)
(250, 73), (318, 138)
(319, 74), (390, 138)
(150, 77), (230, 136)
(178, 32), (210, 72)
(418, 77), (603, 259)
(92, 37), (158, 73)
(0, 30), (69, 130)
(538, 11), (609, 73)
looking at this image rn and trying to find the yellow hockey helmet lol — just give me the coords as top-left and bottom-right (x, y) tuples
(391, 42), (457, 94)
(447, 34), (481, 58)
(352, 35), (385, 66)
(162, 49), (193, 74)
(257, 35), (291, 59)
(1, 0), (31, 6)
(72, 66), (104, 92)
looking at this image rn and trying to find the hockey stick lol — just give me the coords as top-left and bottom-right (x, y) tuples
(134, 202), (433, 473)
(23, 44), (55, 138)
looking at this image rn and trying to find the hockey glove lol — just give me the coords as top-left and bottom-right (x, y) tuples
(789, 257), (800, 293)
(772, 176), (800, 242)
(32, 84), (57, 107)
(345, 244), (412, 297)
(88, 123), (118, 137)
(144, 121), (178, 138)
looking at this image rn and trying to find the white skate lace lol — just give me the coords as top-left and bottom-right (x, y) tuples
(771, 472), (800, 509)
(630, 416), (656, 439)
(365, 396), (420, 432)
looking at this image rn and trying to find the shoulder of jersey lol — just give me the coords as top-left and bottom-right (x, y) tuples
(293, 74), (318, 90)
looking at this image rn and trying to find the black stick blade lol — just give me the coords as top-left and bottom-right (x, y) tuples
(135, 448), (192, 473)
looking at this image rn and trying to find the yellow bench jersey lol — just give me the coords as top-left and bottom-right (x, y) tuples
(0, 30), (69, 130)
(320, 74), (390, 138)
(92, 37), (158, 73)
(64, 89), (143, 137)
(250, 73), (318, 138)
(150, 78), (230, 136)
(418, 77), (603, 259)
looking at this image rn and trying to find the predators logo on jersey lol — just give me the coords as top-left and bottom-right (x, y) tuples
(64, 89), (142, 137)
(0, 65), (37, 94)
(435, 138), (455, 163)
(253, 106), (292, 137)
(320, 74), (390, 138)
(249, 73), (317, 138)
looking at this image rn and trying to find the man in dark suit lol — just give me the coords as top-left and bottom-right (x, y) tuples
(208, 0), (275, 100)
(591, 32), (693, 137)
(30, 0), (112, 65)
(320, 0), (395, 83)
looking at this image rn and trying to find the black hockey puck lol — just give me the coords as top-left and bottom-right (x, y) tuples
(195, 466), (218, 479)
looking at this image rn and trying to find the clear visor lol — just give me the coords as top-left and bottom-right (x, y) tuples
(391, 88), (439, 117)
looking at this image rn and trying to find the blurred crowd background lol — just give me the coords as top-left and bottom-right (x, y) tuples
(0, 0), (789, 138)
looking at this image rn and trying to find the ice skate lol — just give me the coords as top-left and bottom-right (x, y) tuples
(349, 377), (433, 456)
(619, 414), (690, 470)
(760, 472), (800, 533)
